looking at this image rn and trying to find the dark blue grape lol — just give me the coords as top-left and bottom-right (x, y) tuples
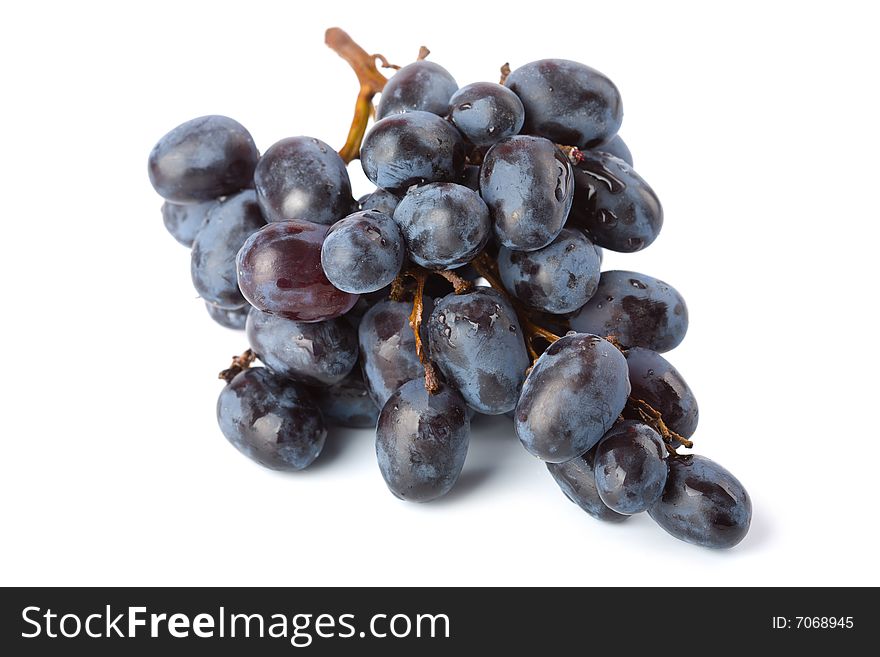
(498, 228), (600, 314)
(649, 455), (752, 549)
(376, 379), (469, 502)
(310, 370), (379, 428)
(594, 421), (667, 514)
(358, 188), (400, 215)
(321, 210), (404, 293)
(206, 302), (248, 330)
(480, 136), (573, 251)
(458, 164), (481, 192)
(448, 82), (525, 147)
(236, 221), (359, 322)
(393, 183), (490, 270)
(360, 111), (465, 192)
(376, 61), (458, 119)
(625, 347), (699, 439)
(546, 445), (628, 523)
(217, 367), (326, 471)
(161, 200), (217, 247)
(358, 299), (425, 408)
(504, 59), (623, 148)
(570, 270), (688, 353)
(428, 288), (529, 414)
(246, 307), (358, 386)
(148, 115), (258, 204)
(568, 152), (662, 253)
(254, 136), (354, 225)
(593, 134), (632, 166)
(515, 333), (630, 462)
(191, 190), (265, 309)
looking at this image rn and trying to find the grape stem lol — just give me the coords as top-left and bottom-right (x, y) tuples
(325, 28), (391, 163)
(399, 268), (442, 394)
(219, 349), (257, 383)
(499, 62), (511, 85)
(470, 251), (562, 361)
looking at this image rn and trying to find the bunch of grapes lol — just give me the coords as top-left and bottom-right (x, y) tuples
(148, 28), (751, 549)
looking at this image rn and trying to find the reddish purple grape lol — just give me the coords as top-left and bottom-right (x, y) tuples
(236, 221), (359, 323)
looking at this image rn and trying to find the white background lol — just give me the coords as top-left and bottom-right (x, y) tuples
(2, 0), (878, 587)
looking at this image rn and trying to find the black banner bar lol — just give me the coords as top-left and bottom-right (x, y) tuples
(0, 587), (872, 653)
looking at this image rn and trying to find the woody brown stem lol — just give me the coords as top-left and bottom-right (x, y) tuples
(219, 349), (257, 383)
(436, 269), (475, 294)
(403, 268), (441, 393)
(325, 28), (391, 163)
(499, 62), (511, 85)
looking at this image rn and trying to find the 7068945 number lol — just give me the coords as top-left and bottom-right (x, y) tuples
(796, 617), (853, 629)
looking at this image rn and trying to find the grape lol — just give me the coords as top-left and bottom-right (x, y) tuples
(546, 445), (628, 523)
(191, 190), (265, 309)
(625, 347), (699, 439)
(504, 59), (623, 148)
(515, 333), (630, 462)
(320, 210), (404, 293)
(570, 270), (688, 353)
(568, 152), (662, 253)
(217, 367), (326, 471)
(376, 61), (458, 119)
(310, 370), (379, 428)
(428, 288), (529, 414)
(206, 302), (248, 330)
(448, 82), (525, 147)
(593, 134), (632, 166)
(161, 200), (217, 247)
(148, 115), (258, 204)
(458, 164), (481, 192)
(393, 183), (490, 270)
(360, 111), (465, 192)
(236, 221), (359, 322)
(358, 299), (425, 408)
(649, 455), (751, 549)
(246, 307), (358, 386)
(497, 228), (601, 314)
(254, 136), (355, 225)
(593, 421), (667, 514)
(358, 188), (400, 215)
(376, 379), (469, 502)
(480, 136), (573, 252)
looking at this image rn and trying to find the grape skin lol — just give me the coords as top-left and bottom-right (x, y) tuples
(427, 288), (529, 415)
(570, 270), (688, 353)
(217, 367), (326, 471)
(504, 59), (623, 148)
(480, 136), (573, 252)
(448, 82), (525, 147)
(148, 115), (259, 204)
(358, 300), (426, 408)
(592, 134), (633, 166)
(649, 455), (752, 549)
(310, 370), (379, 429)
(515, 333), (630, 462)
(393, 183), (490, 270)
(594, 421), (667, 515)
(625, 347), (699, 439)
(376, 379), (469, 502)
(546, 445), (629, 523)
(497, 228), (601, 314)
(236, 221), (359, 323)
(360, 111), (465, 192)
(206, 302), (248, 330)
(321, 210), (404, 293)
(246, 308), (358, 387)
(161, 200), (217, 247)
(191, 190), (266, 309)
(376, 61), (458, 120)
(358, 188), (400, 216)
(254, 136), (355, 225)
(568, 152), (662, 253)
